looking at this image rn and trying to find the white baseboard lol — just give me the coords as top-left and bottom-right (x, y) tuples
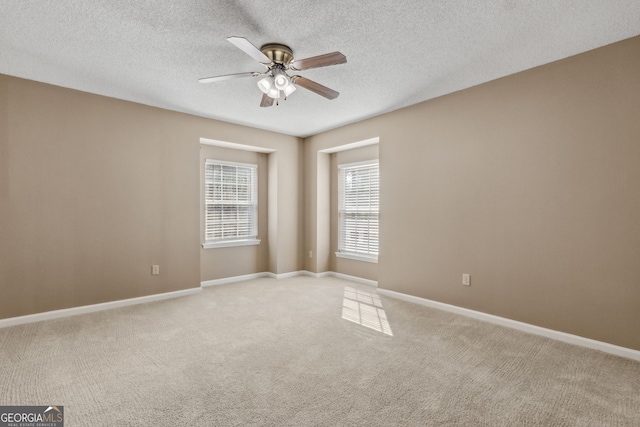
(296, 270), (325, 279)
(201, 272), (273, 287)
(377, 288), (640, 362)
(0, 287), (202, 330)
(327, 272), (377, 287)
(271, 270), (378, 287)
(275, 270), (310, 279)
(200, 270), (377, 287)
(200, 271), (322, 285)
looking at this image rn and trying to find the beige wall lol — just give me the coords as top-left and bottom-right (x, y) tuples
(0, 77), (199, 318)
(306, 36), (640, 350)
(1, 75), (302, 319)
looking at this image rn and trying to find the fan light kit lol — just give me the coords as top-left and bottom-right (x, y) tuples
(258, 64), (295, 99)
(199, 37), (347, 107)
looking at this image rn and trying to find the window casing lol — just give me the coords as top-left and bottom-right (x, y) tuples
(337, 160), (379, 262)
(203, 160), (259, 248)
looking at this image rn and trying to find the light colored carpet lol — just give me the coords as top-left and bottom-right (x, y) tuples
(0, 276), (638, 426)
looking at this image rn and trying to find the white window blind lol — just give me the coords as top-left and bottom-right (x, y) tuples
(338, 161), (379, 259)
(204, 160), (257, 243)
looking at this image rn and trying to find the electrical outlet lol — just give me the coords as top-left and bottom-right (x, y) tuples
(462, 274), (470, 286)
(309, 251), (313, 259)
(152, 265), (160, 275)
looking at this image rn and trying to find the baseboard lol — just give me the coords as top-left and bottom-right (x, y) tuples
(269, 270), (377, 286)
(327, 272), (377, 287)
(200, 270), (377, 287)
(377, 288), (640, 362)
(297, 270), (325, 279)
(201, 272), (273, 287)
(275, 270), (310, 279)
(200, 271), (325, 285)
(0, 287), (202, 330)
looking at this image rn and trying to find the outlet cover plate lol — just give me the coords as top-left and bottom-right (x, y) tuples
(462, 274), (470, 286)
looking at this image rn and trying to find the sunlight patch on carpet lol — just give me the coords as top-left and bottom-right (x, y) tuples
(341, 287), (393, 336)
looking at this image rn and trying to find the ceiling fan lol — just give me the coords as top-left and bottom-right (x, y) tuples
(199, 37), (347, 107)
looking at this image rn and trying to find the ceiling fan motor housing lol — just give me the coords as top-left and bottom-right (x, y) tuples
(260, 44), (294, 66)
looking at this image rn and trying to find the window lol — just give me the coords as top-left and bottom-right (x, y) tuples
(337, 160), (379, 262)
(203, 160), (259, 248)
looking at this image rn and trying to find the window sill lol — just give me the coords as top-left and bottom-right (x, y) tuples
(203, 239), (261, 249)
(335, 252), (378, 263)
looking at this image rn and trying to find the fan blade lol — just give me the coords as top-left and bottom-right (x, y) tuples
(227, 36), (271, 64)
(290, 52), (346, 71)
(260, 93), (274, 108)
(291, 76), (339, 100)
(199, 72), (256, 83)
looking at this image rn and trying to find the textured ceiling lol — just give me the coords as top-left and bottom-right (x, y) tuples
(2, 1), (640, 137)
